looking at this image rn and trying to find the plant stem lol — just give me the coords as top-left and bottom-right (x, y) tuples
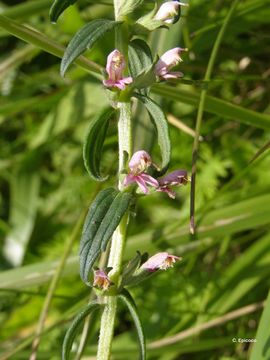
(96, 117), (131, 359)
(189, 0), (240, 234)
(96, 1), (132, 357)
(118, 102), (132, 177)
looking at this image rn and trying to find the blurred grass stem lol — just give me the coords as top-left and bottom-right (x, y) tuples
(29, 211), (85, 360)
(190, 0), (240, 234)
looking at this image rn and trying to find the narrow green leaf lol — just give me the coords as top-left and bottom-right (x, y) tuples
(152, 84), (270, 130)
(128, 39), (153, 78)
(61, 19), (121, 76)
(83, 108), (115, 181)
(80, 188), (117, 282)
(250, 290), (270, 360)
(118, 289), (146, 360)
(128, 39), (155, 94)
(62, 301), (102, 360)
(50, 0), (77, 23)
(98, 192), (132, 252)
(135, 94), (171, 171)
(80, 188), (132, 284)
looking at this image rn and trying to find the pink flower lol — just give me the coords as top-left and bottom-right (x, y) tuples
(128, 150), (152, 174)
(124, 173), (159, 194)
(93, 269), (112, 290)
(103, 49), (133, 90)
(157, 169), (188, 198)
(155, 47), (187, 80)
(141, 252), (181, 272)
(123, 150), (159, 194)
(155, 1), (188, 24)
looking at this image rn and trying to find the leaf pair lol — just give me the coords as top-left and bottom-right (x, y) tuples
(83, 40), (170, 181)
(62, 290), (145, 360)
(84, 98), (170, 180)
(80, 188), (132, 284)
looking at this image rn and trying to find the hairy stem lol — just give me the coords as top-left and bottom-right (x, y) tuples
(190, 0), (240, 234)
(96, 2), (132, 357)
(118, 102), (132, 177)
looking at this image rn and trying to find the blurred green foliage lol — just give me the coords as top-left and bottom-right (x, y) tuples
(0, 0), (270, 359)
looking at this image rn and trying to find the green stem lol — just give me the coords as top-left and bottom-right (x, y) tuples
(118, 102), (132, 177)
(97, 2), (132, 357)
(189, 0), (240, 234)
(96, 112), (131, 359)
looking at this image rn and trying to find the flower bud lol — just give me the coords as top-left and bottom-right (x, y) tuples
(155, 1), (187, 24)
(141, 252), (181, 272)
(93, 269), (112, 290)
(155, 47), (187, 80)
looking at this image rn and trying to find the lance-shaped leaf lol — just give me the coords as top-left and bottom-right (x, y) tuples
(128, 39), (155, 94)
(80, 188), (132, 284)
(135, 94), (171, 172)
(83, 108), (115, 181)
(62, 301), (102, 360)
(61, 19), (121, 76)
(128, 39), (153, 78)
(118, 289), (146, 360)
(50, 0), (77, 23)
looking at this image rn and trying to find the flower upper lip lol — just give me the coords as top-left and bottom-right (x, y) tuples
(103, 49), (133, 90)
(155, 47), (187, 80)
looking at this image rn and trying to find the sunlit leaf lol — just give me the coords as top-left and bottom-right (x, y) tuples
(80, 188), (132, 284)
(61, 19), (121, 76)
(135, 94), (171, 172)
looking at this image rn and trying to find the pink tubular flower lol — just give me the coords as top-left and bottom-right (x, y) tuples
(123, 150), (159, 194)
(128, 150), (152, 174)
(93, 269), (112, 290)
(124, 173), (159, 194)
(157, 169), (188, 198)
(155, 1), (188, 24)
(141, 252), (181, 272)
(155, 47), (187, 80)
(103, 49), (133, 90)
